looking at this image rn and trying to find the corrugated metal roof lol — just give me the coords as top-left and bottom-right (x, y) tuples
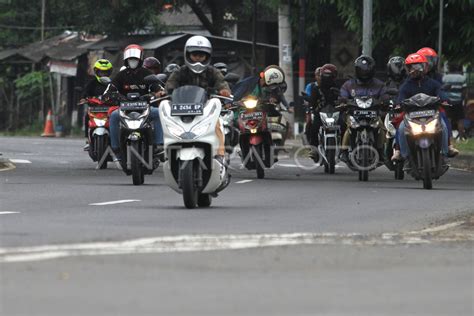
(141, 34), (187, 49)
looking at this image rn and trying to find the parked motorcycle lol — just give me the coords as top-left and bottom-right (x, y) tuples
(400, 93), (449, 189)
(338, 96), (385, 181)
(158, 85), (231, 209)
(238, 97), (280, 179)
(85, 97), (112, 169)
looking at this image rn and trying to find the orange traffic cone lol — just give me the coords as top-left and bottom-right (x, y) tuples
(41, 109), (55, 137)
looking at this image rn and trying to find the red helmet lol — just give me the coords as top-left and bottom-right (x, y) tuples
(320, 63), (338, 78)
(416, 47), (439, 71)
(405, 53), (427, 79)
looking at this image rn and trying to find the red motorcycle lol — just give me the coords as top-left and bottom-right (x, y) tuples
(86, 97), (113, 169)
(238, 97), (279, 179)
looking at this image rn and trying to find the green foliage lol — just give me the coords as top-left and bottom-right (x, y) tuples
(14, 71), (49, 100)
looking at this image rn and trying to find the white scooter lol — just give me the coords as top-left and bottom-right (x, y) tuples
(158, 85), (231, 209)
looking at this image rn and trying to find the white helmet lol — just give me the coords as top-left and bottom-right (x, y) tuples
(262, 65), (285, 86)
(184, 35), (212, 74)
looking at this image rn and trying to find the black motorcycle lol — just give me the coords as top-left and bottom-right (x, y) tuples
(400, 93), (449, 189)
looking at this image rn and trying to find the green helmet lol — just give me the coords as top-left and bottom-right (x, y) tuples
(93, 59), (113, 81)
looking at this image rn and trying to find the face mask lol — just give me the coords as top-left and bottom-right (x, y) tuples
(128, 59), (139, 69)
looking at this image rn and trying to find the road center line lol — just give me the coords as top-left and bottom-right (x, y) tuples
(89, 199), (141, 206)
(236, 180), (253, 184)
(0, 212), (20, 215)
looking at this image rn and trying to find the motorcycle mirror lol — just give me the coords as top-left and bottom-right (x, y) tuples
(98, 77), (112, 85)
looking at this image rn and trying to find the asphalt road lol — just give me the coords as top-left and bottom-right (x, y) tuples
(0, 136), (473, 315)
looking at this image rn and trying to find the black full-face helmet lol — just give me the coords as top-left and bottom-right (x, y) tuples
(354, 55), (376, 83)
(387, 56), (407, 82)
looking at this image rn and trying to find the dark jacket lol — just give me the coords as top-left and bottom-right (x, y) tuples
(165, 65), (229, 93)
(397, 76), (442, 103)
(82, 78), (108, 98)
(309, 84), (339, 110)
(340, 78), (386, 100)
(111, 67), (154, 96)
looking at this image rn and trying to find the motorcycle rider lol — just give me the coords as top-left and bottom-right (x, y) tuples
(163, 35), (231, 165)
(143, 56), (161, 75)
(305, 67), (321, 96)
(305, 63), (340, 152)
(417, 47), (443, 83)
(80, 58), (113, 151)
(339, 55), (387, 163)
(106, 44), (164, 162)
(385, 56), (407, 89)
(392, 53), (458, 165)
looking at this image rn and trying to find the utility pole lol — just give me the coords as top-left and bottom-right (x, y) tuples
(41, 0), (46, 41)
(298, 0), (306, 101)
(362, 0), (373, 56)
(278, 3), (294, 136)
(251, 0), (257, 74)
(438, 0), (444, 72)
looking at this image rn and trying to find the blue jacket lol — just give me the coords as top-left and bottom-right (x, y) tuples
(397, 76), (443, 103)
(340, 78), (386, 100)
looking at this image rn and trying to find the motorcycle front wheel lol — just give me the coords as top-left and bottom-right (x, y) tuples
(421, 148), (433, 189)
(130, 141), (144, 185)
(181, 160), (199, 209)
(252, 144), (265, 179)
(326, 137), (336, 174)
(95, 135), (108, 169)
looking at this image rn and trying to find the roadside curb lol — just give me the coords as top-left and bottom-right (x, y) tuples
(450, 153), (474, 172)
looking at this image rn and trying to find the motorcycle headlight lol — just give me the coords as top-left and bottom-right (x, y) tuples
(408, 121), (423, 135)
(356, 98), (372, 109)
(243, 99), (258, 109)
(125, 118), (144, 130)
(93, 118), (107, 127)
(424, 119), (438, 134)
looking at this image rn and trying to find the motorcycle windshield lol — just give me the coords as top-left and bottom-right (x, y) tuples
(171, 86), (207, 106)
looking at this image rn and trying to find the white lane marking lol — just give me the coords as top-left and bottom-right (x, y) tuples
(235, 180), (253, 184)
(0, 212), (20, 215)
(1, 226), (472, 263)
(9, 159), (31, 164)
(408, 221), (465, 234)
(276, 163), (299, 168)
(89, 199), (141, 206)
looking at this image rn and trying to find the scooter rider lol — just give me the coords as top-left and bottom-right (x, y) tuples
(417, 47), (442, 83)
(106, 44), (164, 161)
(305, 63), (340, 150)
(163, 35), (231, 164)
(81, 59), (113, 151)
(339, 55), (387, 163)
(392, 53), (458, 164)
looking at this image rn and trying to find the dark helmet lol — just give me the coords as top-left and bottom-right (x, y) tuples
(163, 63), (180, 76)
(354, 55), (376, 83)
(213, 62), (228, 76)
(143, 57), (161, 73)
(386, 56), (407, 82)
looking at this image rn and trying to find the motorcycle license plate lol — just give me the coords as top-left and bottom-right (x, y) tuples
(120, 101), (148, 111)
(89, 106), (110, 113)
(241, 112), (263, 120)
(409, 109), (436, 119)
(354, 110), (377, 118)
(171, 104), (203, 116)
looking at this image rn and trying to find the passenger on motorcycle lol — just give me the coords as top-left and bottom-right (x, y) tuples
(393, 53), (458, 165)
(385, 56), (407, 90)
(417, 47), (443, 84)
(80, 59), (113, 151)
(163, 35), (231, 164)
(305, 67), (321, 96)
(339, 55), (387, 163)
(305, 64), (341, 150)
(106, 44), (164, 161)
